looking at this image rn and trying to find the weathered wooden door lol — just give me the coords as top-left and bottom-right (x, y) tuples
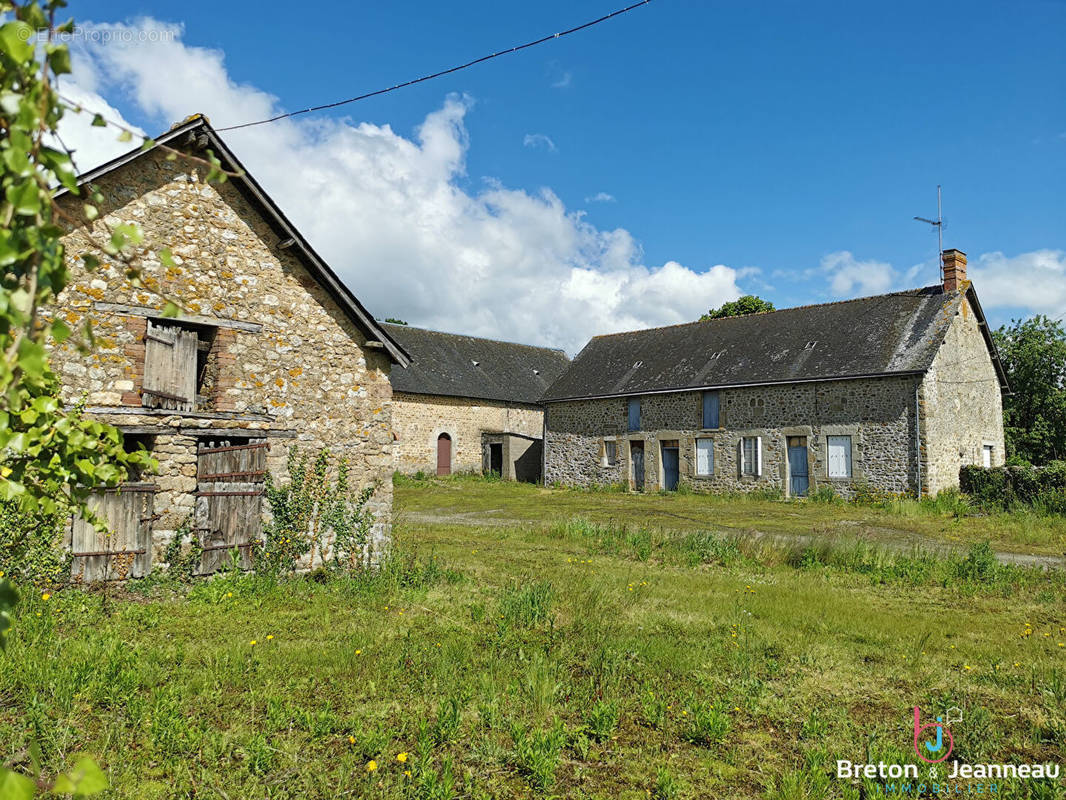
(489, 443), (503, 476)
(70, 483), (156, 582)
(661, 441), (680, 491)
(142, 319), (198, 411)
(436, 433), (451, 476)
(631, 441), (645, 491)
(788, 436), (809, 497)
(195, 439), (267, 574)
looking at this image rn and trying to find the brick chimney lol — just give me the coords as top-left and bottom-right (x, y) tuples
(942, 248), (967, 292)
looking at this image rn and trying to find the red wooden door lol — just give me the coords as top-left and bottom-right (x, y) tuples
(436, 433), (451, 476)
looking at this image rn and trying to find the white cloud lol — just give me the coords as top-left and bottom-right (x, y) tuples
(815, 251), (896, 297)
(53, 17), (746, 354)
(51, 82), (147, 174)
(585, 192), (616, 204)
(969, 250), (1066, 317)
(522, 132), (557, 152)
(551, 72), (572, 89)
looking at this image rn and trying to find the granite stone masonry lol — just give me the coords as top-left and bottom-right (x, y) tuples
(46, 118), (408, 576)
(543, 270), (1007, 498)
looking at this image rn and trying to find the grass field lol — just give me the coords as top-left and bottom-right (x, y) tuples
(2, 477), (1065, 798)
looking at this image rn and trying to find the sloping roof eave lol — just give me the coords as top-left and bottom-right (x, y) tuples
(56, 116), (410, 367)
(542, 368), (929, 403)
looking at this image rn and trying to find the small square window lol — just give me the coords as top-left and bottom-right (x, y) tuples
(696, 438), (714, 476)
(827, 435), (853, 478)
(603, 440), (618, 467)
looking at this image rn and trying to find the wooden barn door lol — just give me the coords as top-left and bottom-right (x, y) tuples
(70, 483), (156, 582)
(195, 439), (267, 574)
(142, 319), (198, 411)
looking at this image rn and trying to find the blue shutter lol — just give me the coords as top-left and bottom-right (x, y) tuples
(628, 397), (641, 431)
(702, 391), (719, 429)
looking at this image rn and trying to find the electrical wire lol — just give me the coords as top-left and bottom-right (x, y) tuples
(216, 0), (654, 132)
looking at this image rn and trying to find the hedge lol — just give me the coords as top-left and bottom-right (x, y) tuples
(959, 462), (1066, 512)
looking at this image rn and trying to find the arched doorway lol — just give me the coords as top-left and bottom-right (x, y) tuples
(436, 433), (452, 476)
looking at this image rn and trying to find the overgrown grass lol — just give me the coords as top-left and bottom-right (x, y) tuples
(397, 473), (1066, 557)
(1, 482), (1064, 798)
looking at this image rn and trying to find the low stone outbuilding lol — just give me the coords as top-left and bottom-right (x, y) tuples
(48, 116), (410, 580)
(542, 253), (1007, 497)
(382, 324), (569, 481)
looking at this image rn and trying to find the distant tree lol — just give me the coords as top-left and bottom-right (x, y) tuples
(992, 316), (1066, 465)
(700, 295), (775, 320)
(384, 318), (408, 325)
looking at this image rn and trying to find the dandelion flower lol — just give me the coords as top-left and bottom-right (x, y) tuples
(355, 649), (362, 655)
(404, 770), (412, 778)
(348, 735), (356, 744)
(396, 752), (408, 763)
(41, 593), (51, 601)
(266, 635), (274, 640)
(366, 760), (377, 772)
(250, 640), (257, 646)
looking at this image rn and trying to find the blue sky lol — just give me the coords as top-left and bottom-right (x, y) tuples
(62, 0), (1066, 350)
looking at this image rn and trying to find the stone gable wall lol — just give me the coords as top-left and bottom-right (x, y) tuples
(920, 293), (1005, 493)
(392, 391), (543, 476)
(48, 148), (395, 565)
(544, 375), (920, 497)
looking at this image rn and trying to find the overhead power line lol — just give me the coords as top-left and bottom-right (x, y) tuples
(216, 0), (655, 132)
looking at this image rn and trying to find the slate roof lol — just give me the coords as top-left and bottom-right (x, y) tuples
(56, 115), (410, 366)
(382, 324), (570, 404)
(543, 285), (1008, 402)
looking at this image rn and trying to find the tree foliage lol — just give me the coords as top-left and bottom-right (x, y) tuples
(992, 315), (1066, 465)
(700, 295), (775, 320)
(0, 0), (156, 517)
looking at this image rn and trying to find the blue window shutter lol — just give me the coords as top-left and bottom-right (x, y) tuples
(628, 397), (641, 431)
(702, 391), (719, 428)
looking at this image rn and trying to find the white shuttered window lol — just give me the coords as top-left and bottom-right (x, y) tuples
(827, 435), (853, 478)
(696, 439), (714, 476)
(740, 437), (761, 476)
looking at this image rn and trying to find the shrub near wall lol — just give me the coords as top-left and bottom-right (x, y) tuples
(959, 462), (1066, 512)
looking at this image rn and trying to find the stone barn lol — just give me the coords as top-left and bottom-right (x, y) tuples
(382, 324), (569, 481)
(542, 253), (1007, 497)
(48, 115), (410, 580)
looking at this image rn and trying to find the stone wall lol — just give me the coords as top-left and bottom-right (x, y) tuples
(920, 292), (1005, 493)
(544, 375), (921, 497)
(392, 391), (543, 476)
(48, 148), (395, 567)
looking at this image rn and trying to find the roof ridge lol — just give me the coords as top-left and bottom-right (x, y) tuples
(380, 322), (568, 356)
(587, 285), (946, 342)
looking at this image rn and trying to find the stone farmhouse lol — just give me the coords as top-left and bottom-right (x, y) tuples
(382, 323), (569, 481)
(48, 116), (410, 580)
(542, 253), (1007, 498)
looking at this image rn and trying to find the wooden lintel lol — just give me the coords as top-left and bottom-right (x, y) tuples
(93, 302), (263, 333)
(81, 406), (275, 422)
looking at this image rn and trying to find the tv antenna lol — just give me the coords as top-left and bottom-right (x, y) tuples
(914, 185), (944, 280)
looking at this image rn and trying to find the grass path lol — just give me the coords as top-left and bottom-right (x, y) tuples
(396, 475), (1066, 566)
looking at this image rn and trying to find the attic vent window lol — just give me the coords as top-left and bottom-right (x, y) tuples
(532, 369), (540, 375)
(471, 360), (480, 367)
(804, 341), (817, 350)
(633, 360), (643, 369)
